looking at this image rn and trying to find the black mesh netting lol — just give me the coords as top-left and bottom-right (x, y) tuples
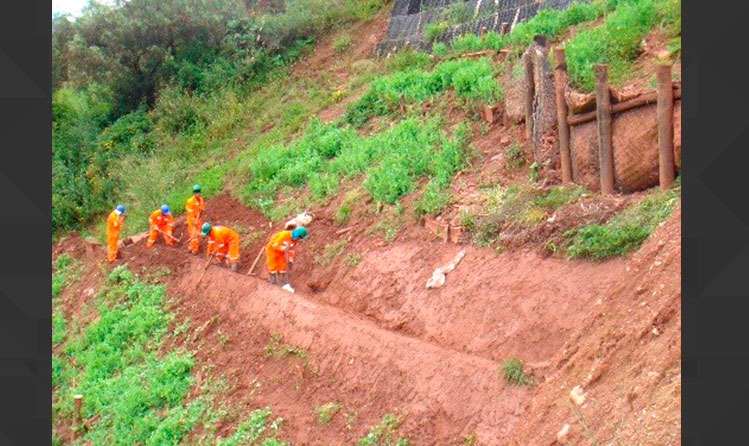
(375, 0), (588, 55)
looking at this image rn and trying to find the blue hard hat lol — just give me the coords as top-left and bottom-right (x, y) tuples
(115, 204), (125, 213)
(291, 226), (307, 240)
(161, 204), (170, 214)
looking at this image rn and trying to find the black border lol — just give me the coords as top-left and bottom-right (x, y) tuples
(0, 1), (52, 445)
(682, 0), (749, 443)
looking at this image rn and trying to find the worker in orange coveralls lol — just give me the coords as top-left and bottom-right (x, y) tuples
(200, 222), (240, 272)
(147, 204), (175, 248)
(265, 226), (307, 292)
(105, 204), (126, 262)
(185, 184), (205, 255)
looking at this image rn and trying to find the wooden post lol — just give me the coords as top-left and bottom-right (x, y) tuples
(656, 64), (675, 190)
(73, 394), (83, 437)
(500, 22), (509, 34)
(553, 47), (572, 184)
(594, 64), (614, 195)
(524, 51), (535, 140)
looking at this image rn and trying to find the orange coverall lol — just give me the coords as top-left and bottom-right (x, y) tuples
(265, 230), (298, 274)
(106, 211), (124, 262)
(185, 195), (204, 253)
(206, 226), (240, 264)
(147, 209), (174, 248)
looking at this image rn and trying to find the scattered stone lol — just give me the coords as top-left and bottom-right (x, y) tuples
(651, 326), (660, 336)
(556, 424), (570, 443)
(569, 386), (586, 406)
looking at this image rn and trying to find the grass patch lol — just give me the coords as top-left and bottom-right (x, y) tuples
(344, 58), (502, 126)
(52, 266), (287, 445)
(316, 239), (348, 266)
(241, 115), (470, 216)
(358, 413), (410, 446)
(535, 184), (587, 209)
(566, 0), (681, 91)
(315, 401), (342, 425)
(413, 179), (452, 216)
(333, 34), (352, 53)
(344, 252), (363, 267)
(501, 358), (532, 386)
(264, 332), (309, 365)
(566, 182), (679, 259)
(52, 253), (81, 298)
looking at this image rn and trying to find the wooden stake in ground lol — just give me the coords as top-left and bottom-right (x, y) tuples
(73, 394), (83, 438)
(553, 47), (573, 184)
(246, 246), (265, 276)
(594, 64), (614, 195)
(656, 63), (676, 190)
(524, 50), (535, 140)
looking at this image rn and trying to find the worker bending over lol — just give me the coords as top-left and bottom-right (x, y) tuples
(147, 204), (175, 248)
(201, 222), (240, 272)
(105, 204), (126, 262)
(265, 226), (307, 290)
(185, 184), (205, 254)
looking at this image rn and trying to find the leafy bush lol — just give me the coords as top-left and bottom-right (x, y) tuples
(504, 143), (526, 170)
(534, 185), (587, 209)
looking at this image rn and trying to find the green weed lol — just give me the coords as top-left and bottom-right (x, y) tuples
(501, 358), (532, 386)
(52, 253), (80, 298)
(333, 34), (352, 53)
(315, 401), (343, 425)
(358, 413), (410, 446)
(344, 252), (363, 267)
(264, 332), (309, 364)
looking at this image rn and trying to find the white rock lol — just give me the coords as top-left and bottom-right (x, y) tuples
(556, 424), (570, 443)
(570, 386), (586, 406)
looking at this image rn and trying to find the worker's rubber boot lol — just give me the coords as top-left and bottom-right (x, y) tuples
(269, 273), (277, 284)
(229, 263), (237, 272)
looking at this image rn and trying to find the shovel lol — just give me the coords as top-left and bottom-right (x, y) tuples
(195, 253), (215, 289)
(246, 246), (265, 276)
(156, 227), (182, 243)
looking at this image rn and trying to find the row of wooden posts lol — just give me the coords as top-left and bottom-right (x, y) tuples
(540, 47), (677, 193)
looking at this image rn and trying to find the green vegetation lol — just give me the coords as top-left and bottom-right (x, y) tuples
(239, 115), (470, 215)
(315, 401), (343, 424)
(565, 0), (682, 90)
(500, 358), (532, 386)
(535, 185), (587, 209)
(333, 34), (353, 53)
(52, 0), (387, 236)
(358, 413), (410, 446)
(52, 266), (286, 445)
(345, 58), (502, 126)
(566, 181), (679, 259)
(52, 253), (80, 298)
(345, 252), (363, 267)
(504, 143), (526, 170)
(316, 240), (348, 266)
(264, 332), (309, 365)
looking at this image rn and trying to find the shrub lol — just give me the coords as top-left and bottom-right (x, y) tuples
(358, 413), (409, 446)
(504, 143), (526, 170)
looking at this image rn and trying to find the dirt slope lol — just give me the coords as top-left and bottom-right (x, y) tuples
(57, 191), (679, 445)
